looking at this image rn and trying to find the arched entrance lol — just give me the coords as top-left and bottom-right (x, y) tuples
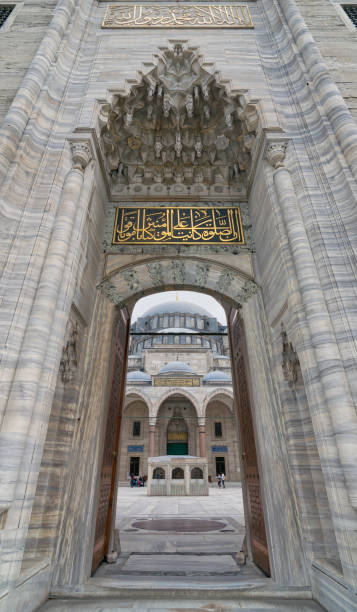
(167, 410), (188, 455)
(156, 395), (198, 456)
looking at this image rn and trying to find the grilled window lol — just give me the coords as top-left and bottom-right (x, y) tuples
(132, 421), (141, 437)
(0, 5), (13, 27)
(214, 422), (223, 437)
(343, 5), (357, 26)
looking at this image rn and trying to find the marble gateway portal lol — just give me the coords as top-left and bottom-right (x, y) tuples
(0, 0), (357, 610)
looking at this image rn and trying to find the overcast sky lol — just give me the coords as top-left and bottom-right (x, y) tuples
(132, 290), (227, 324)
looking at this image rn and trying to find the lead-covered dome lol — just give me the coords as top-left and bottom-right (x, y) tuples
(159, 361), (197, 375)
(127, 370), (152, 384)
(203, 370), (232, 384)
(142, 300), (212, 318)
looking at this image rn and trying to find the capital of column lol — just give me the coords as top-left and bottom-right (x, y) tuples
(266, 141), (288, 169)
(198, 417), (206, 428)
(69, 140), (93, 171)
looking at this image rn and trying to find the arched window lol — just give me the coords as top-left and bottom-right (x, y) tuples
(172, 467), (184, 479)
(191, 467), (203, 479)
(153, 467), (165, 479)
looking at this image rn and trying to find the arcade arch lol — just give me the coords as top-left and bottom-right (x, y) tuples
(205, 398), (239, 480)
(118, 398), (150, 481)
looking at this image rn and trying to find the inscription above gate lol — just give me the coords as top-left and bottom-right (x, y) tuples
(102, 5), (254, 28)
(112, 207), (244, 245)
(154, 377), (201, 387)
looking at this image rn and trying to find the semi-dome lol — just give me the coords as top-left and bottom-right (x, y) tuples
(203, 370), (232, 383)
(159, 361), (197, 375)
(127, 370), (152, 383)
(141, 300), (212, 318)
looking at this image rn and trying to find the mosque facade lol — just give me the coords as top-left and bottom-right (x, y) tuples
(119, 300), (241, 482)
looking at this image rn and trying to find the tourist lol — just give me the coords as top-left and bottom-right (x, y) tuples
(217, 474), (222, 488)
(221, 473), (225, 489)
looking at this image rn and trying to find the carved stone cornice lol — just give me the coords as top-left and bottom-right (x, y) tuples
(266, 141), (288, 169)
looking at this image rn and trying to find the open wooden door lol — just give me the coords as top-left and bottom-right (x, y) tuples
(229, 307), (270, 576)
(91, 306), (130, 573)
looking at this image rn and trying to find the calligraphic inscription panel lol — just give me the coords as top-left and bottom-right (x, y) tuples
(102, 5), (254, 28)
(112, 207), (244, 245)
(154, 377), (201, 387)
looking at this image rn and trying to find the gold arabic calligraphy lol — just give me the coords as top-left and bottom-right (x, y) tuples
(112, 207), (245, 245)
(102, 5), (254, 28)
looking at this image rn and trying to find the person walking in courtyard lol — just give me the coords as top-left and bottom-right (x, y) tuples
(221, 473), (225, 488)
(217, 474), (222, 488)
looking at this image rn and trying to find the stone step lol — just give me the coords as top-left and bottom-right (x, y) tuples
(41, 594), (323, 611)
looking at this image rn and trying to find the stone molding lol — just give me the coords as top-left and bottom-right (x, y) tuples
(98, 257), (258, 310)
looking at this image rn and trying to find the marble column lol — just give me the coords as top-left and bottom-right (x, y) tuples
(184, 464), (190, 496)
(266, 141), (357, 588)
(277, 0), (357, 179)
(266, 141), (357, 510)
(198, 418), (206, 457)
(149, 421), (156, 457)
(0, 141), (92, 509)
(0, 0), (77, 187)
(0, 141), (93, 587)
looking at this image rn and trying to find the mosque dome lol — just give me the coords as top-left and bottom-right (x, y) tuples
(159, 361), (197, 375)
(203, 370), (232, 384)
(127, 370), (152, 384)
(141, 300), (212, 318)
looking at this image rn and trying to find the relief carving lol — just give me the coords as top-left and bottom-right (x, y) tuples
(171, 260), (185, 285)
(147, 261), (164, 286)
(281, 324), (301, 384)
(195, 263), (210, 287)
(121, 269), (140, 291)
(60, 320), (79, 384)
(216, 270), (235, 293)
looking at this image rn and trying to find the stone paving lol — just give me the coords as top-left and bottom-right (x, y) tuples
(112, 484), (246, 559)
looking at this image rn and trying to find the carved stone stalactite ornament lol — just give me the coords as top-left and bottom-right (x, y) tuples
(99, 43), (259, 198)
